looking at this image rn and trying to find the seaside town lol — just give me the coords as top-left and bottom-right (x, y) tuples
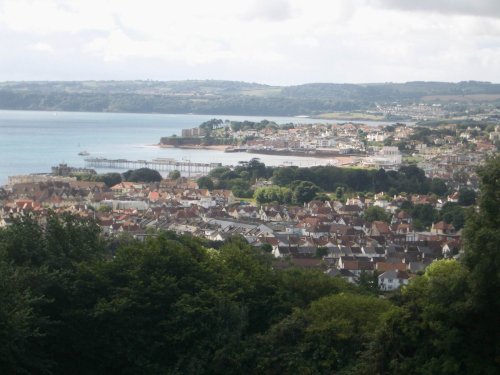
(1, 119), (497, 291)
(2, 0), (500, 370)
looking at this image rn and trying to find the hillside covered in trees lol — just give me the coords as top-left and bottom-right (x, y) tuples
(1, 80), (500, 116)
(0, 157), (499, 374)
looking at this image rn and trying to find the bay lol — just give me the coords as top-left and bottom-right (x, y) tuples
(0, 110), (391, 185)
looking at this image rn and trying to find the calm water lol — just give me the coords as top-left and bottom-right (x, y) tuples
(0, 110), (391, 185)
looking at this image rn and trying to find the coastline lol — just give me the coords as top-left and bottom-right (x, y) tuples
(157, 144), (229, 151)
(1, 110), (383, 184)
(153, 143), (356, 166)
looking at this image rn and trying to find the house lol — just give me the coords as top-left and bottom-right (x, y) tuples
(339, 258), (375, 276)
(228, 205), (259, 220)
(375, 262), (407, 273)
(447, 192), (460, 203)
(378, 270), (410, 291)
(0, 216), (13, 228)
(110, 182), (145, 194)
(325, 268), (357, 283)
(371, 221), (391, 236)
(431, 221), (455, 235)
(393, 210), (412, 224)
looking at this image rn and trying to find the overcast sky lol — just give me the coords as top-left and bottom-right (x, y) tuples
(1, 0), (499, 85)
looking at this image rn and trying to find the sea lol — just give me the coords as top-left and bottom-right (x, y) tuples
(0, 110), (393, 185)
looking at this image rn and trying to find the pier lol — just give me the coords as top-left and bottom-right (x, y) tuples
(84, 158), (222, 176)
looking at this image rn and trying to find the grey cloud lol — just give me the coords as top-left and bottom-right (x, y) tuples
(371, 0), (500, 18)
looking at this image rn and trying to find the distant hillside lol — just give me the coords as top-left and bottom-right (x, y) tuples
(1, 80), (499, 116)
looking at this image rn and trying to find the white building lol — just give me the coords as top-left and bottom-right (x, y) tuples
(378, 270), (410, 291)
(367, 132), (387, 142)
(364, 146), (402, 170)
(316, 137), (336, 148)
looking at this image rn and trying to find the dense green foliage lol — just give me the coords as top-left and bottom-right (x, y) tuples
(196, 176), (215, 190)
(208, 158), (272, 198)
(76, 172), (122, 187)
(458, 188), (477, 206)
(410, 203), (438, 230)
(0, 212), (361, 374)
(440, 202), (469, 230)
(210, 160), (445, 202)
(271, 164), (441, 196)
(363, 206), (391, 223)
(254, 186), (293, 205)
(168, 170), (181, 179)
(122, 168), (162, 183)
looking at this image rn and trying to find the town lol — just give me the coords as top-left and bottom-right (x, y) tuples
(2, 118), (497, 292)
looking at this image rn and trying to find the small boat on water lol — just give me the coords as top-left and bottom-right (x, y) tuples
(78, 151), (90, 156)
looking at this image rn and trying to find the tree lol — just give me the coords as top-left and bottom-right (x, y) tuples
(271, 167), (298, 186)
(400, 200), (414, 211)
(168, 170), (181, 179)
(363, 206), (390, 223)
(358, 270), (379, 294)
(254, 186), (292, 205)
(458, 188), (476, 206)
(197, 176), (214, 190)
(336, 186), (344, 199)
(0, 261), (47, 374)
(370, 260), (471, 374)
(429, 178), (448, 196)
(315, 246), (328, 258)
(374, 168), (389, 192)
(410, 204), (437, 229)
(0, 212), (105, 373)
(208, 166), (231, 180)
(260, 243), (273, 253)
(246, 293), (393, 374)
(246, 158), (267, 180)
(99, 172), (122, 187)
(124, 168), (162, 182)
(292, 181), (321, 204)
(314, 193), (331, 202)
(97, 204), (112, 213)
(229, 179), (252, 198)
(440, 202), (467, 230)
(460, 156), (500, 371)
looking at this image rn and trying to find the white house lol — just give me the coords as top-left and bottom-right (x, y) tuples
(378, 270), (410, 291)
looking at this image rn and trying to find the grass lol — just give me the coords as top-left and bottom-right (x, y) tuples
(403, 155), (423, 164)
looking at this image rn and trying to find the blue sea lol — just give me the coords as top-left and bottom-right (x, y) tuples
(0, 110), (391, 185)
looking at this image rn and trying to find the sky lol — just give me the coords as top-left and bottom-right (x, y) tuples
(0, 0), (499, 85)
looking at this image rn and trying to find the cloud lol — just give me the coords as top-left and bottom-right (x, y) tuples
(244, 0), (294, 22)
(371, 0), (500, 18)
(0, 0), (499, 84)
(0, 0), (113, 33)
(29, 42), (54, 53)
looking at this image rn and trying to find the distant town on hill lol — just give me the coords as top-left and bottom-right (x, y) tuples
(1, 80), (500, 118)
